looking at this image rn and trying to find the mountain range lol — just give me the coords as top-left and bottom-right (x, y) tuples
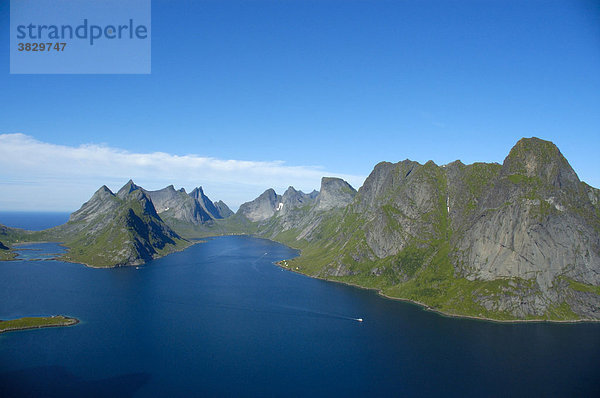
(1, 137), (599, 321)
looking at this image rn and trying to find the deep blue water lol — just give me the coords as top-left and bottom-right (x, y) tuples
(1, 218), (600, 397)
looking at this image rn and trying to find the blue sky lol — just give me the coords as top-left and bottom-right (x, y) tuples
(1, 0), (599, 211)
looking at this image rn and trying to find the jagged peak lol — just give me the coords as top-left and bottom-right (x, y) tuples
(95, 185), (114, 196)
(283, 186), (299, 197)
(190, 187), (206, 199)
(213, 200), (234, 218)
(117, 179), (141, 199)
(259, 188), (278, 198)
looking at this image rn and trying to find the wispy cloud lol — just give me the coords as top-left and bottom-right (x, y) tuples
(0, 134), (366, 211)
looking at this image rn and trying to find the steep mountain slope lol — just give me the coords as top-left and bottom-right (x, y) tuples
(140, 185), (234, 238)
(214, 200), (234, 218)
(236, 138), (600, 321)
(237, 189), (282, 222)
(252, 177), (356, 241)
(190, 187), (224, 219)
(49, 181), (190, 267)
(315, 177), (357, 211)
(145, 185), (213, 225)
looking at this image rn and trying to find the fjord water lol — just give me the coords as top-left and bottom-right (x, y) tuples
(2, 238), (600, 396)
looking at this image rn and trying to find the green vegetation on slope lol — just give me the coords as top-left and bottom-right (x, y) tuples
(0, 248), (16, 261)
(256, 141), (600, 321)
(61, 199), (191, 267)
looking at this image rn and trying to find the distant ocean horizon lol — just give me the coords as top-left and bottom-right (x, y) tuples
(0, 211), (71, 231)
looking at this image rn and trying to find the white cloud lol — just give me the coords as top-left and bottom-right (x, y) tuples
(0, 133), (366, 211)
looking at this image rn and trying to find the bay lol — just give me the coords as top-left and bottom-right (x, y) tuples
(1, 217), (599, 396)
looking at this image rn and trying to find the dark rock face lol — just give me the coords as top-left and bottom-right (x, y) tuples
(145, 186), (213, 224)
(42, 181), (232, 266)
(189, 187), (222, 219)
(213, 200), (234, 218)
(116, 180), (141, 200)
(0, 240), (8, 250)
(144, 186), (232, 225)
(55, 181), (186, 267)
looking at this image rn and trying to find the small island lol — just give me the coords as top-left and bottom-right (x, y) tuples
(0, 315), (79, 334)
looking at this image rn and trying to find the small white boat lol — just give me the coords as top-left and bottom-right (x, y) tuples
(356, 318), (363, 322)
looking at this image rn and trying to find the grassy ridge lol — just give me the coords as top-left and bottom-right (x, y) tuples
(0, 316), (79, 334)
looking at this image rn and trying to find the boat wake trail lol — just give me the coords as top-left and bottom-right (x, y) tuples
(205, 302), (363, 323)
(276, 304), (363, 323)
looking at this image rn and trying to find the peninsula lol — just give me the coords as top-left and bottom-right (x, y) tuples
(0, 316), (79, 334)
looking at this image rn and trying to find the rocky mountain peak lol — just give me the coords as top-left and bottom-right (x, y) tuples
(69, 185), (119, 223)
(117, 179), (141, 199)
(189, 187), (205, 199)
(279, 186), (316, 215)
(284, 186), (298, 196)
(213, 200), (234, 218)
(315, 177), (357, 211)
(94, 185), (115, 199)
(502, 137), (579, 189)
(190, 187), (222, 219)
(237, 188), (281, 222)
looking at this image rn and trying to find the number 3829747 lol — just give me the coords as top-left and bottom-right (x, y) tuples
(17, 42), (67, 52)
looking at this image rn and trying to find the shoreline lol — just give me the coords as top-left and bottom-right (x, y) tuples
(7, 239), (199, 269)
(0, 316), (80, 334)
(7, 234), (599, 324)
(273, 259), (600, 325)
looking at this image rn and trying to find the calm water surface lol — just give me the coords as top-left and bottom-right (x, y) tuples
(1, 216), (600, 397)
